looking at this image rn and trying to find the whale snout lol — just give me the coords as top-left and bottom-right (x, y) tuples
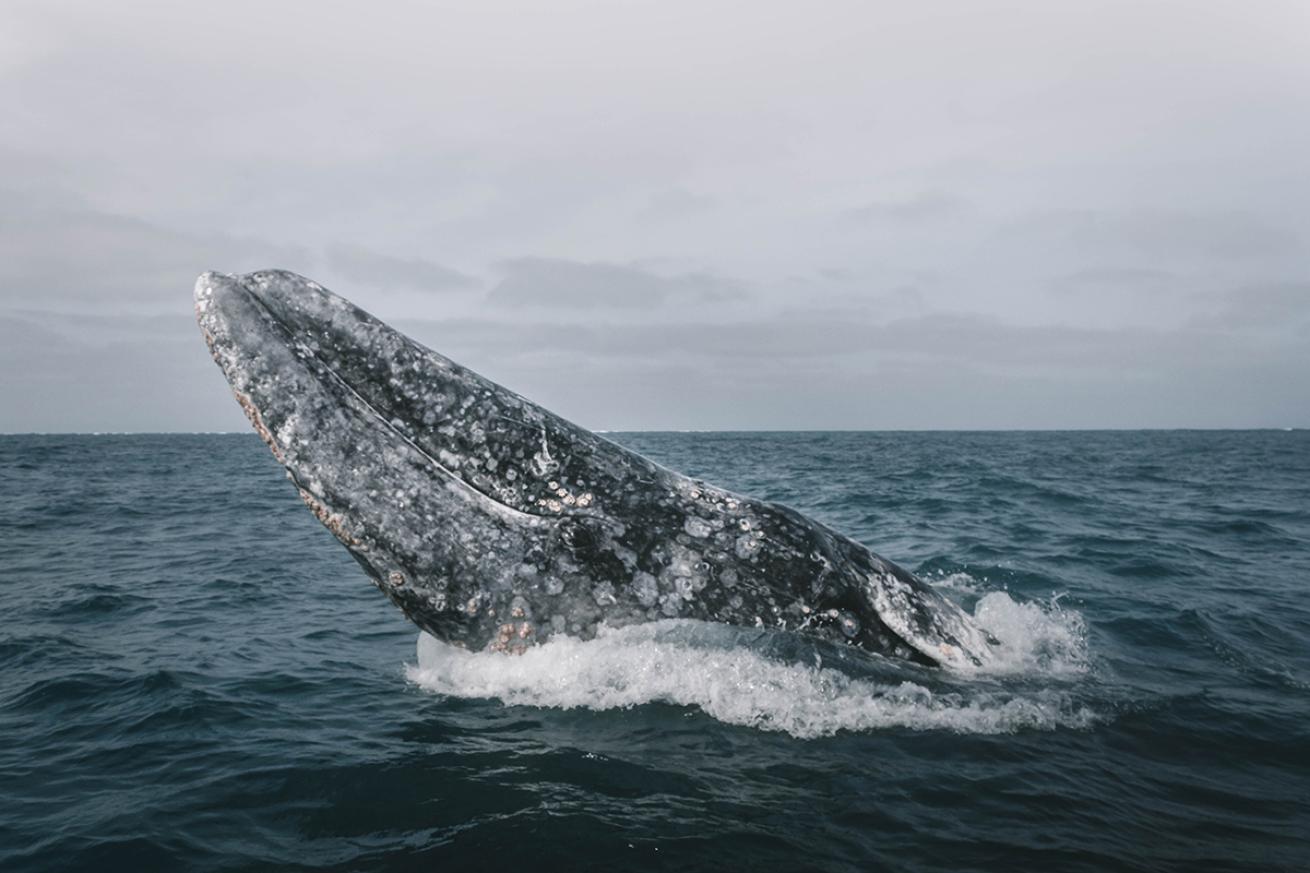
(193, 270), (227, 303)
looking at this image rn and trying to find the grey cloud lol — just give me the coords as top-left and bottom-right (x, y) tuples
(395, 311), (1308, 430)
(636, 188), (717, 222)
(324, 243), (478, 293)
(403, 310), (1292, 373)
(1051, 267), (1176, 291)
(0, 315), (70, 352)
(0, 188), (310, 309)
(1008, 209), (1300, 261)
(487, 258), (747, 309)
(7, 310), (196, 345)
(1190, 282), (1310, 330)
(413, 316), (869, 359)
(0, 312), (244, 433)
(843, 192), (969, 225)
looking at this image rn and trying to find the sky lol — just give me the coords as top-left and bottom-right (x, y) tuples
(1, 0), (1307, 432)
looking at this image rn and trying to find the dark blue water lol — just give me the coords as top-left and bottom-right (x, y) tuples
(2, 431), (1308, 872)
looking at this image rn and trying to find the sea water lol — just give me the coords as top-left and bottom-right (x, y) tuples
(1, 431), (1307, 871)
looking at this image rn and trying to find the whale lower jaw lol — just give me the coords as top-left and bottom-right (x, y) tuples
(196, 269), (998, 669)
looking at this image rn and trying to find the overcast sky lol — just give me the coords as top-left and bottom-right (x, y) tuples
(2, 0), (1307, 432)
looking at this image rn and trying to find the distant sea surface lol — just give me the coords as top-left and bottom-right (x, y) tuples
(2, 431), (1309, 872)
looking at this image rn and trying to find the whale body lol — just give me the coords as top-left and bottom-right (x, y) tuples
(195, 270), (997, 668)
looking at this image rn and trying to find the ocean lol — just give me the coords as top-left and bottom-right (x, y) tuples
(2, 430), (1308, 872)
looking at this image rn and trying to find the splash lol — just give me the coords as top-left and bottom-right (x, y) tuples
(406, 587), (1093, 739)
(971, 591), (1089, 676)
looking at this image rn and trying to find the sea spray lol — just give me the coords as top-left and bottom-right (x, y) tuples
(408, 590), (1093, 738)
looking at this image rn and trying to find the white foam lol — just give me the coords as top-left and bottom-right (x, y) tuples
(970, 590), (1089, 676)
(406, 590), (1093, 739)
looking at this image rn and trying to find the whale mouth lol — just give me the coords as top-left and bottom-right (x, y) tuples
(196, 270), (658, 527)
(197, 271), (517, 518)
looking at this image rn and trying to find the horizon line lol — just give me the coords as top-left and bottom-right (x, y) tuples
(1, 426), (1304, 437)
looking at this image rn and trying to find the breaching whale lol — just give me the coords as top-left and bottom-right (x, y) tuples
(195, 270), (997, 668)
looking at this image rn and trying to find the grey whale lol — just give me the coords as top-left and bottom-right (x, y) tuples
(195, 270), (997, 669)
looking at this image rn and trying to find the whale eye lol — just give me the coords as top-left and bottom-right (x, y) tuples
(561, 523), (596, 555)
(839, 613), (861, 639)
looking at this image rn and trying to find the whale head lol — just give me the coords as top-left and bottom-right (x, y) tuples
(195, 268), (655, 650)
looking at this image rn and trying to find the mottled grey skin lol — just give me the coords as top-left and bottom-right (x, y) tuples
(195, 270), (997, 668)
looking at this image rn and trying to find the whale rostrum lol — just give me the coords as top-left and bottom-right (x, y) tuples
(195, 270), (997, 668)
